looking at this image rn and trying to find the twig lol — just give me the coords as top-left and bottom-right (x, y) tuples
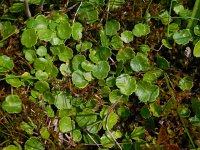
(73, 1), (82, 23)
(24, 0), (31, 18)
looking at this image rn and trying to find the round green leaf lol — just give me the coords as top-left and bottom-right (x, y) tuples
(81, 60), (95, 71)
(116, 47), (135, 62)
(194, 40), (200, 57)
(72, 54), (86, 70)
(135, 80), (159, 102)
(76, 109), (97, 128)
(103, 111), (119, 130)
(139, 44), (151, 53)
(56, 22), (71, 40)
(54, 93), (72, 109)
(24, 50), (36, 63)
(173, 29), (193, 45)
(156, 55), (170, 70)
(37, 28), (54, 42)
(34, 81), (50, 93)
(72, 129), (82, 142)
(35, 70), (48, 80)
(92, 61), (110, 79)
(36, 46), (47, 57)
(0, 55), (14, 72)
(130, 53), (150, 72)
(179, 76), (193, 91)
(60, 63), (72, 76)
(121, 31), (133, 43)
(21, 29), (37, 48)
(116, 74), (137, 96)
(40, 127), (50, 140)
(72, 22), (83, 41)
(72, 70), (89, 88)
(33, 58), (48, 70)
(3, 145), (19, 150)
(117, 106), (130, 120)
(105, 20), (120, 36)
(59, 117), (73, 133)
(2, 95), (22, 113)
(76, 41), (92, 52)
(110, 35), (123, 50)
(58, 45), (73, 62)
(162, 39), (172, 49)
(159, 10), (171, 25)
(194, 25), (200, 36)
(150, 103), (162, 117)
(140, 105), (151, 119)
(132, 23), (150, 37)
(24, 136), (44, 150)
(5, 75), (24, 88)
(109, 89), (128, 103)
(131, 127), (145, 140)
(143, 68), (163, 82)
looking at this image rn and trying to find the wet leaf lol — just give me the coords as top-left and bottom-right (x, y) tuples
(116, 47), (135, 62)
(34, 81), (50, 93)
(40, 127), (50, 140)
(58, 45), (73, 62)
(178, 104), (190, 117)
(140, 105), (151, 119)
(36, 46), (47, 57)
(121, 30), (133, 43)
(106, 77), (116, 87)
(143, 68), (163, 83)
(72, 129), (82, 142)
(105, 20), (120, 36)
(150, 103), (162, 117)
(3, 145), (19, 150)
(76, 109), (97, 128)
(159, 11), (171, 25)
(24, 50), (36, 63)
(162, 39), (172, 49)
(72, 54), (86, 70)
(21, 29), (37, 48)
(130, 53), (150, 72)
(131, 126), (145, 141)
(35, 70), (48, 80)
(110, 35), (123, 49)
(116, 74), (136, 96)
(173, 29), (193, 45)
(60, 63), (72, 76)
(156, 55), (170, 70)
(24, 137), (44, 150)
(59, 117), (73, 133)
(117, 106), (130, 120)
(56, 22), (71, 40)
(194, 25), (200, 36)
(136, 80), (159, 103)
(0, 21), (18, 41)
(132, 23), (150, 37)
(81, 60), (95, 71)
(194, 40), (200, 57)
(54, 93), (72, 109)
(37, 28), (54, 42)
(92, 61), (110, 79)
(72, 22), (83, 41)
(179, 76), (193, 91)
(109, 89), (128, 103)
(191, 98), (200, 117)
(76, 41), (92, 52)
(72, 70), (89, 88)
(109, 0), (125, 10)
(5, 75), (24, 88)
(2, 95), (22, 113)
(100, 30), (110, 47)
(103, 111), (119, 130)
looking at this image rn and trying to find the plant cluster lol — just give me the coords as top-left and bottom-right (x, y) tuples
(1, 0), (200, 149)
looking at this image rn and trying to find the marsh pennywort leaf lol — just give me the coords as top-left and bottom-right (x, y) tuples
(46, 106), (55, 118)
(0, 21), (18, 41)
(131, 127), (145, 140)
(2, 95), (22, 113)
(159, 10), (171, 25)
(109, 0), (125, 10)
(173, 29), (193, 45)
(54, 93), (72, 109)
(179, 76), (193, 91)
(189, 115), (200, 125)
(72, 22), (83, 41)
(56, 22), (71, 40)
(140, 105), (151, 119)
(59, 117), (73, 133)
(9, 3), (25, 13)
(109, 89), (128, 103)
(37, 28), (54, 42)
(72, 54), (86, 70)
(173, 3), (185, 15)
(34, 81), (50, 93)
(116, 74), (137, 96)
(177, 104), (191, 118)
(136, 80), (159, 103)
(191, 98), (200, 117)
(51, 11), (69, 23)
(106, 77), (116, 87)
(78, 2), (98, 24)
(156, 55), (169, 70)
(194, 25), (200, 36)
(21, 29), (37, 48)
(83, 72), (93, 81)
(117, 106), (130, 120)
(92, 61), (110, 79)
(139, 44), (151, 53)
(40, 127), (50, 140)
(35, 70), (48, 80)
(143, 68), (163, 83)
(130, 53), (150, 72)
(72, 70), (89, 88)
(33, 58), (48, 70)
(36, 46), (47, 57)
(58, 45), (73, 62)
(105, 20), (120, 36)
(132, 23), (150, 37)
(5, 75), (24, 88)
(81, 60), (95, 71)
(110, 35), (123, 50)
(72, 130), (82, 142)
(150, 103), (162, 117)
(103, 111), (119, 130)
(0, 55), (14, 72)
(49, 32), (63, 45)
(24, 137), (44, 150)
(100, 86), (111, 97)
(162, 39), (172, 49)
(116, 47), (135, 62)
(24, 50), (36, 63)
(20, 121), (36, 135)
(76, 41), (92, 52)
(121, 30), (133, 43)
(60, 63), (72, 76)
(3, 145), (19, 150)
(194, 40), (200, 57)
(99, 30), (110, 47)
(76, 108), (97, 128)
(26, 15), (48, 29)
(97, 47), (112, 60)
